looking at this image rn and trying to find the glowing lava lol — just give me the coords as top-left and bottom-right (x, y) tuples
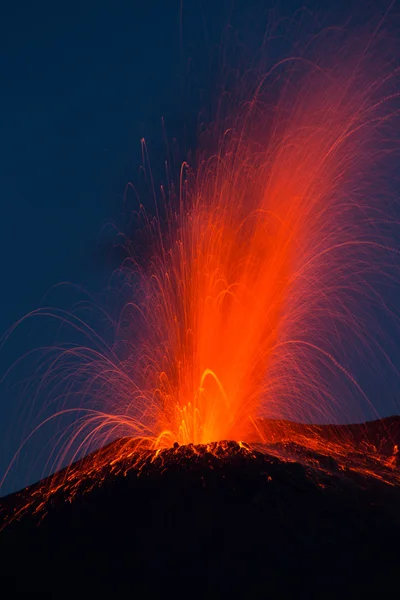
(126, 45), (400, 449)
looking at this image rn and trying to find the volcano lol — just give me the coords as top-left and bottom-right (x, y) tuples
(1, 417), (400, 597)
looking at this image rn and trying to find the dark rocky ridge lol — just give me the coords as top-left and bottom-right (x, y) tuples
(1, 418), (400, 598)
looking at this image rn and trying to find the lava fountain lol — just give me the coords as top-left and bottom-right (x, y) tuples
(117, 42), (400, 448)
(2, 19), (400, 494)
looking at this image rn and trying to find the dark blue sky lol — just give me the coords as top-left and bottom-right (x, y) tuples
(0, 1), (182, 328)
(1, 0), (399, 495)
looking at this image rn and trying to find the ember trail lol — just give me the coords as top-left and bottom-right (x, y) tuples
(2, 21), (400, 497)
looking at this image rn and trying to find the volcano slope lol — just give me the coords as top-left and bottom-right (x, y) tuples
(1, 417), (400, 598)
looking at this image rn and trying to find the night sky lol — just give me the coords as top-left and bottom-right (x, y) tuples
(1, 0), (399, 496)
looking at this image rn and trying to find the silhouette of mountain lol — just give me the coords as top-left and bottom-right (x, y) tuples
(1, 417), (399, 598)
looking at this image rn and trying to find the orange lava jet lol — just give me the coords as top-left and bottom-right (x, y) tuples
(126, 44), (400, 449)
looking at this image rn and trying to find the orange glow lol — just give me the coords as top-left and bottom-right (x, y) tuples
(131, 50), (399, 448)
